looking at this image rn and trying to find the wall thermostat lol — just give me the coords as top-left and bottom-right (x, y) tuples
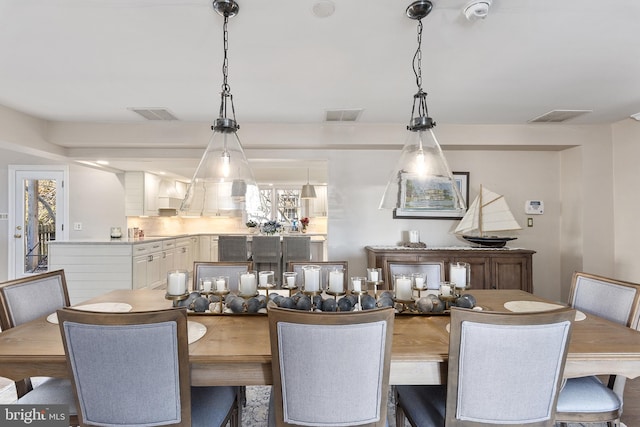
(525, 200), (544, 215)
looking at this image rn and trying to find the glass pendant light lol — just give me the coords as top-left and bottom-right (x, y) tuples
(180, 0), (256, 217)
(300, 168), (317, 199)
(379, 0), (465, 215)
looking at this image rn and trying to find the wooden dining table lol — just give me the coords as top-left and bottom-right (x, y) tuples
(1, 288), (640, 386)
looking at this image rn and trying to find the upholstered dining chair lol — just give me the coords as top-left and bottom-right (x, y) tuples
(268, 306), (394, 427)
(396, 307), (575, 427)
(57, 307), (240, 427)
(193, 261), (253, 293)
(556, 271), (640, 427)
(0, 270), (79, 426)
(252, 235), (283, 285)
(281, 236), (311, 275)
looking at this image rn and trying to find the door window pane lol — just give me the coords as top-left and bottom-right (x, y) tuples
(23, 179), (56, 273)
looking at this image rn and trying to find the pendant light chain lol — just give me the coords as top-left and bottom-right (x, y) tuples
(408, 18), (434, 131)
(215, 11), (238, 131)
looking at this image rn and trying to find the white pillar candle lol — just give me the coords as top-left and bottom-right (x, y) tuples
(240, 273), (257, 295)
(396, 277), (413, 301)
(409, 230), (420, 243)
(329, 270), (344, 293)
(440, 283), (452, 296)
(168, 271), (186, 295)
(215, 279), (226, 291)
(414, 277), (425, 289)
(450, 264), (468, 289)
(286, 276), (296, 287)
(304, 269), (320, 292)
(202, 279), (213, 293)
(352, 278), (362, 292)
(259, 272), (270, 286)
(368, 269), (379, 282)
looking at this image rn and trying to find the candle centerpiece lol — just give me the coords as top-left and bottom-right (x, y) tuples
(326, 268), (345, 298)
(165, 270), (189, 306)
(394, 274), (414, 302)
(302, 265), (321, 296)
(366, 267), (383, 293)
(257, 271), (275, 297)
(238, 271), (258, 297)
(449, 262), (470, 294)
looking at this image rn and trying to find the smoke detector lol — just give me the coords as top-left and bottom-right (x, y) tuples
(463, 0), (492, 21)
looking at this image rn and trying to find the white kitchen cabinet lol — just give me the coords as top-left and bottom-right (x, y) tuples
(310, 241), (325, 262)
(131, 241), (163, 290)
(311, 185), (328, 217)
(211, 237), (219, 262)
(160, 239), (176, 287)
(125, 171), (161, 216)
(198, 235), (211, 261)
(175, 238), (192, 273)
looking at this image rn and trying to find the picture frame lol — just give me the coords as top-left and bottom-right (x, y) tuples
(393, 171), (469, 219)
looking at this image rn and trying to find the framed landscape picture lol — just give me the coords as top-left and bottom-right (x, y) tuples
(393, 171), (469, 219)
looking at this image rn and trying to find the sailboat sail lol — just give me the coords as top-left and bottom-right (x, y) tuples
(454, 186), (521, 236)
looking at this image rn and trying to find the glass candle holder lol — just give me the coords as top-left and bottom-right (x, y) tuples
(394, 274), (413, 301)
(283, 271), (298, 288)
(214, 276), (229, 293)
(439, 281), (456, 300)
(412, 272), (426, 290)
(238, 270), (258, 297)
(258, 271), (275, 287)
(327, 268), (345, 294)
(167, 270), (188, 296)
(367, 267), (382, 283)
(199, 276), (214, 293)
(302, 265), (321, 293)
(350, 276), (367, 293)
(450, 262), (470, 291)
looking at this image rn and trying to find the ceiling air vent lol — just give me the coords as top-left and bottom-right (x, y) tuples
(325, 108), (363, 122)
(528, 109), (592, 123)
(129, 108), (178, 121)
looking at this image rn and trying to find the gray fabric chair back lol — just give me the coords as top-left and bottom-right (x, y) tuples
(252, 236), (282, 263)
(0, 269), (70, 329)
(386, 261), (444, 290)
(282, 236), (310, 272)
(288, 261), (348, 288)
(446, 307), (574, 426)
(569, 271), (640, 326)
(269, 307), (394, 427)
(193, 261), (252, 293)
(218, 236), (248, 262)
(57, 308), (192, 427)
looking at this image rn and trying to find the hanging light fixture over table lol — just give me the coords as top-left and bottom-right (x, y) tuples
(300, 168), (317, 199)
(379, 0), (465, 216)
(180, 0), (256, 217)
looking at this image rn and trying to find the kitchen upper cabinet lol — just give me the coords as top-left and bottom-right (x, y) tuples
(311, 185), (328, 217)
(125, 172), (186, 216)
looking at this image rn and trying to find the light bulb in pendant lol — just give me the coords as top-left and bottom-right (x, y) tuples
(415, 148), (426, 176)
(221, 151), (231, 178)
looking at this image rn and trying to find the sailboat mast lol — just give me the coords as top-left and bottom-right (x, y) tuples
(478, 184), (483, 237)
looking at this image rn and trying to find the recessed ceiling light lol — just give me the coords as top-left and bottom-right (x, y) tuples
(95, 160), (109, 165)
(312, 1), (335, 18)
(630, 112), (640, 121)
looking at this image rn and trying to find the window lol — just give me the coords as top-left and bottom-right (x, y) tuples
(247, 187), (301, 225)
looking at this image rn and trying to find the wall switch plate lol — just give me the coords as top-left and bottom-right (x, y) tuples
(525, 200), (544, 215)
(527, 218), (533, 227)
(73, 222), (82, 231)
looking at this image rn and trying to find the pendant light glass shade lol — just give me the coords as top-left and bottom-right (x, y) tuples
(181, 129), (256, 216)
(180, 0), (256, 217)
(380, 0), (465, 215)
(379, 128), (465, 214)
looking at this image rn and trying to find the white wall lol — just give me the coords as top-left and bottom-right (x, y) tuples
(612, 120), (640, 283)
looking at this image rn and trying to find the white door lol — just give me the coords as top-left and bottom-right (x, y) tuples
(9, 166), (68, 278)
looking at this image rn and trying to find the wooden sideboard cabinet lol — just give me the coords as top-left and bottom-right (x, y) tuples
(365, 246), (535, 292)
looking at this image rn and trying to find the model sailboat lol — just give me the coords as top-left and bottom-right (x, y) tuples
(454, 185), (522, 247)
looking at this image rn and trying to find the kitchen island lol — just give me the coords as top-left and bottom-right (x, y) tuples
(48, 233), (326, 304)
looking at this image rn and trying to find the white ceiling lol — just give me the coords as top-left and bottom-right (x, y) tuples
(1, 0), (639, 179)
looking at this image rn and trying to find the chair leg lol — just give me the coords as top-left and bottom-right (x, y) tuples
(394, 387), (408, 427)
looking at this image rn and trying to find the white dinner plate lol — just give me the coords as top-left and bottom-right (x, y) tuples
(504, 300), (586, 321)
(188, 321), (207, 344)
(47, 302), (133, 324)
